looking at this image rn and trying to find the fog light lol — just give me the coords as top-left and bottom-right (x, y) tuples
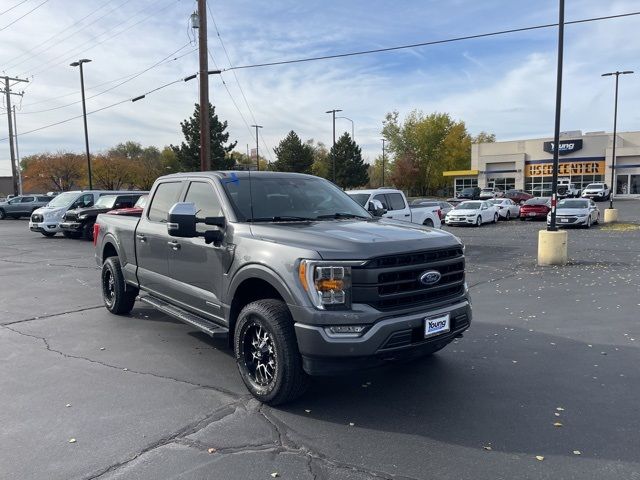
(325, 325), (367, 338)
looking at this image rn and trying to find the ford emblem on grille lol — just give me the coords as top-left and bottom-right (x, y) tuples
(419, 270), (441, 286)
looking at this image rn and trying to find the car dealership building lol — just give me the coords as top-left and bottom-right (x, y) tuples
(443, 130), (640, 197)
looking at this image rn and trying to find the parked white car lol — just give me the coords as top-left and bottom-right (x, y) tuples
(488, 198), (520, 220)
(347, 188), (442, 228)
(479, 187), (504, 199)
(581, 183), (610, 201)
(445, 200), (499, 227)
(547, 198), (600, 229)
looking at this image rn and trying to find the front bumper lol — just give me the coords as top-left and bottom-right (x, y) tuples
(292, 299), (471, 375)
(547, 216), (589, 227)
(59, 221), (82, 232)
(29, 221), (62, 233)
(445, 217), (475, 225)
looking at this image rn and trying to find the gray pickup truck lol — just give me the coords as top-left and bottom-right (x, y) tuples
(94, 171), (472, 404)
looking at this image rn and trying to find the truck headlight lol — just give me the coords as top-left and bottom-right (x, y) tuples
(298, 260), (356, 310)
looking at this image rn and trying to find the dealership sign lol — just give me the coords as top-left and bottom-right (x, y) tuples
(543, 139), (583, 155)
(526, 160), (604, 177)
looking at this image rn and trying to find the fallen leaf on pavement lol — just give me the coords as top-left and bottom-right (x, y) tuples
(553, 422), (563, 427)
(207, 448), (216, 454)
(68, 438), (76, 443)
(535, 456), (544, 461)
(483, 445), (492, 451)
(271, 473), (279, 478)
(573, 450), (581, 455)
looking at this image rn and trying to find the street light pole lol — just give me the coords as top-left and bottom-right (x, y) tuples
(547, 0), (564, 232)
(251, 124), (263, 171)
(70, 59), (93, 190)
(336, 116), (354, 140)
(602, 70), (633, 209)
(381, 138), (386, 187)
(12, 106), (23, 195)
(325, 109), (342, 182)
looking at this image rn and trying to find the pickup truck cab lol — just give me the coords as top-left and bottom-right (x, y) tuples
(346, 188), (442, 228)
(95, 172), (471, 404)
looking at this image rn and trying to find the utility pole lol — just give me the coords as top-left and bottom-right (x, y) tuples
(251, 125), (263, 171)
(1, 75), (28, 197)
(12, 106), (23, 195)
(70, 59), (93, 189)
(602, 70), (634, 209)
(381, 138), (386, 187)
(325, 109), (342, 182)
(197, 0), (210, 171)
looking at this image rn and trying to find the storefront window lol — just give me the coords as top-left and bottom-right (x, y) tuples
(454, 178), (478, 194)
(617, 174), (640, 195)
(525, 175), (603, 194)
(488, 177), (515, 191)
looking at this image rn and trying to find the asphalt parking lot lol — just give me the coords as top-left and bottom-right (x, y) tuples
(1, 200), (639, 480)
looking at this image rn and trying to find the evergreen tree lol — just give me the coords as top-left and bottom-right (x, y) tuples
(272, 131), (314, 174)
(329, 133), (369, 189)
(170, 103), (237, 171)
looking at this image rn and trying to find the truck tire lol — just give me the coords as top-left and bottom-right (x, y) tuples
(234, 299), (309, 405)
(0, 209), (5, 220)
(423, 218), (434, 228)
(82, 221), (95, 241)
(40, 231), (56, 237)
(101, 257), (137, 315)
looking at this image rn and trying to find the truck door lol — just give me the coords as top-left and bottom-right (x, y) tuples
(135, 181), (184, 299)
(377, 192), (410, 221)
(166, 180), (226, 322)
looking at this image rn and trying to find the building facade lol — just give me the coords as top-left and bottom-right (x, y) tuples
(444, 130), (640, 197)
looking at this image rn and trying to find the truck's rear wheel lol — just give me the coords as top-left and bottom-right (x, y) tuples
(102, 257), (137, 315)
(62, 230), (81, 239)
(234, 299), (309, 405)
(423, 219), (434, 228)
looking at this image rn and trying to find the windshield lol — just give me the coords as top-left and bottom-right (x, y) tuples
(524, 197), (550, 205)
(585, 184), (604, 189)
(457, 201), (482, 210)
(347, 193), (370, 207)
(222, 176), (370, 222)
(558, 199), (588, 209)
(47, 192), (81, 208)
(134, 195), (148, 208)
(460, 188), (476, 193)
(94, 195), (117, 209)
(488, 199), (504, 205)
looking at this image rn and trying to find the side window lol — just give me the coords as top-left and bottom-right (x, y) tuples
(148, 182), (183, 222)
(184, 182), (223, 233)
(21, 196), (35, 203)
(387, 193), (406, 211)
(115, 196), (134, 209)
(373, 194), (388, 210)
(37, 196), (51, 202)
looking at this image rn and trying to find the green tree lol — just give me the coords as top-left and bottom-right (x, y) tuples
(272, 131), (314, 174)
(329, 133), (368, 189)
(307, 139), (330, 179)
(367, 154), (393, 188)
(226, 150), (268, 171)
(171, 103), (237, 171)
(473, 131), (497, 143)
(382, 110), (492, 195)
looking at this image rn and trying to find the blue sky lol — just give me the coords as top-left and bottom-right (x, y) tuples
(1, 0), (639, 175)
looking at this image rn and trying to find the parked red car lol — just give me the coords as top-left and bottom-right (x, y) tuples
(504, 189), (533, 205)
(106, 194), (148, 217)
(519, 197), (551, 220)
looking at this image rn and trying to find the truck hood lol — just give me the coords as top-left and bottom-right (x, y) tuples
(32, 205), (67, 221)
(249, 218), (461, 260)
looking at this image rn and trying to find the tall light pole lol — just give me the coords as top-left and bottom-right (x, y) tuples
(251, 124), (263, 171)
(12, 106), (23, 195)
(336, 116), (354, 140)
(381, 138), (386, 187)
(602, 70), (633, 209)
(326, 109), (342, 182)
(70, 59), (93, 189)
(546, 0), (564, 232)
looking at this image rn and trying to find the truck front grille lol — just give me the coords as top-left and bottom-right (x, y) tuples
(63, 212), (78, 221)
(352, 247), (465, 311)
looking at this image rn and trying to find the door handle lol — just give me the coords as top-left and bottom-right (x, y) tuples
(136, 234), (147, 243)
(167, 241), (181, 251)
(404, 214), (410, 217)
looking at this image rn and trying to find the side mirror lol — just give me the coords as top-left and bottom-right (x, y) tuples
(167, 202), (197, 238)
(369, 199), (386, 217)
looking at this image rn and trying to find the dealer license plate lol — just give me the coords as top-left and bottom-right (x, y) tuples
(424, 313), (450, 338)
(560, 218), (569, 223)
(528, 212), (537, 217)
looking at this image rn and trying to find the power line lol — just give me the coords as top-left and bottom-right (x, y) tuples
(0, 0), (50, 32)
(226, 11), (640, 71)
(4, 0), (123, 71)
(17, 43), (193, 114)
(206, 3), (273, 162)
(0, 0), (30, 17)
(20, 0), (179, 78)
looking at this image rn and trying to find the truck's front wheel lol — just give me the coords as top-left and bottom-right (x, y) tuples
(234, 299), (309, 405)
(102, 257), (137, 315)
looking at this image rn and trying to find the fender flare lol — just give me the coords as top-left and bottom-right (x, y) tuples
(101, 233), (122, 262)
(227, 263), (299, 307)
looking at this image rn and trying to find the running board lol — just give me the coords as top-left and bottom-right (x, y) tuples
(140, 295), (229, 339)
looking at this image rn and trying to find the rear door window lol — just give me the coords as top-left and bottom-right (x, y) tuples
(387, 193), (406, 211)
(148, 182), (183, 222)
(184, 181), (223, 232)
(373, 194), (389, 210)
(21, 196), (35, 203)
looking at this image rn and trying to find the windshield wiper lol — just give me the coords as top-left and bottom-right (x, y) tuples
(315, 212), (369, 220)
(249, 216), (314, 222)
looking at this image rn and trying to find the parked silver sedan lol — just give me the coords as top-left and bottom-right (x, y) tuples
(488, 198), (520, 220)
(546, 198), (600, 229)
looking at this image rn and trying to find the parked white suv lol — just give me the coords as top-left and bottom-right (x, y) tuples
(581, 183), (610, 201)
(347, 188), (442, 228)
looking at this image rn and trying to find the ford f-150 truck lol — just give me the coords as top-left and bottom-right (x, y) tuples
(94, 172), (472, 404)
